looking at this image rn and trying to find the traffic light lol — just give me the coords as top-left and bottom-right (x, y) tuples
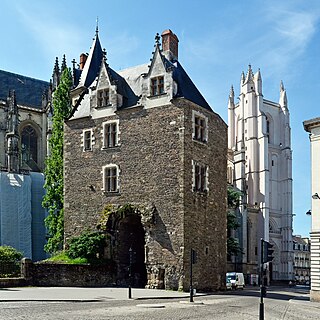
(262, 240), (274, 263)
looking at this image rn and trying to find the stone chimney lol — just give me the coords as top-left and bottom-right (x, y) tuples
(79, 53), (88, 70)
(161, 29), (179, 62)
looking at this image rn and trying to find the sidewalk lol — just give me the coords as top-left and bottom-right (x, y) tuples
(0, 287), (191, 302)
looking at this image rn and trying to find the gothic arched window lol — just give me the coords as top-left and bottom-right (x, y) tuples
(21, 125), (38, 163)
(266, 118), (270, 143)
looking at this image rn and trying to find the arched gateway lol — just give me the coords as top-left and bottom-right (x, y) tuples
(105, 205), (147, 287)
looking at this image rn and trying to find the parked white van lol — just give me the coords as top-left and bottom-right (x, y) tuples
(226, 272), (245, 290)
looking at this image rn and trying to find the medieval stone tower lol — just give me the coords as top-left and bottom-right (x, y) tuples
(227, 65), (294, 282)
(63, 28), (228, 291)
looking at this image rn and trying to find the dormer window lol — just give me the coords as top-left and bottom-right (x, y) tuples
(97, 89), (110, 107)
(151, 76), (164, 96)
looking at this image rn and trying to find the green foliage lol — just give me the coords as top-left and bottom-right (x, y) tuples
(227, 211), (241, 230)
(42, 68), (73, 253)
(0, 245), (23, 262)
(98, 203), (138, 231)
(44, 251), (88, 264)
(227, 186), (242, 208)
(227, 186), (243, 258)
(227, 238), (243, 257)
(66, 231), (106, 262)
(98, 204), (114, 231)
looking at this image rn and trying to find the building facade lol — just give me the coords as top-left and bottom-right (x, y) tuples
(0, 69), (50, 260)
(63, 29), (227, 291)
(227, 66), (294, 282)
(293, 235), (310, 284)
(303, 117), (320, 301)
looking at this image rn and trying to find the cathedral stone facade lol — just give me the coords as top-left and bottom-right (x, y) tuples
(227, 66), (294, 282)
(63, 29), (227, 291)
(0, 69), (50, 260)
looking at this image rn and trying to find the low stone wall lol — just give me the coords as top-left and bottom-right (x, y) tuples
(30, 261), (116, 287)
(0, 258), (116, 288)
(0, 277), (27, 288)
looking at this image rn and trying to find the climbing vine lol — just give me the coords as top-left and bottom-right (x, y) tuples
(42, 67), (72, 254)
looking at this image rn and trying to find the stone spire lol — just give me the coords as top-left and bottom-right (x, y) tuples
(228, 85), (235, 107)
(61, 54), (67, 72)
(241, 71), (245, 85)
(254, 68), (262, 96)
(279, 80), (288, 109)
(6, 90), (20, 172)
(52, 57), (60, 89)
(244, 64), (254, 84)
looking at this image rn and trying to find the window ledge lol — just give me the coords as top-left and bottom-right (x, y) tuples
(147, 93), (167, 99)
(96, 103), (112, 109)
(193, 138), (208, 145)
(101, 145), (121, 151)
(103, 190), (121, 197)
(193, 189), (209, 195)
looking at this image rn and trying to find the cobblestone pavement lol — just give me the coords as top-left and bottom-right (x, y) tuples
(0, 286), (318, 320)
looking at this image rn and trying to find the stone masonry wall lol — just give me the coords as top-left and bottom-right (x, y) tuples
(64, 103), (186, 290)
(175, 98), (228, 291)
(64, 99), (227, 291)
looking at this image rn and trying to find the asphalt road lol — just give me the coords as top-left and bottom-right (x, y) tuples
(0, 286), (318, 320)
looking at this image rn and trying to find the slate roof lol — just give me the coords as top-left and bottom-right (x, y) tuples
(0, 70), (49, 109)
(117, 60), (212, 111)
(171, 61), (212, 111)
(76, 33), (104, 89)
(72, 32), (212, 116)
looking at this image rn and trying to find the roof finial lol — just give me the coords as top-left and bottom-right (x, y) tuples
(103, 48), (107, 63)
(280, 80), (285, 92)
(96, 17), (99, 35)
(155, 33), (160, 46)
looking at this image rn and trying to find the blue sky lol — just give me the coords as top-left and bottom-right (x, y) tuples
(1, 0), (319, 237)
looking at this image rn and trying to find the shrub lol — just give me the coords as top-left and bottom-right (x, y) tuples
(67, 231), (106, 262)
(0, 246), (23, 277)
(0, 245), (23, 262)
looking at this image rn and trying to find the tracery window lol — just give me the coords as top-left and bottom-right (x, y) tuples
(21, 125), (38, 163)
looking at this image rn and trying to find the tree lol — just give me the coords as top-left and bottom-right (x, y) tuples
(42, 67), (72, 253)
(227, 186), (243, 258)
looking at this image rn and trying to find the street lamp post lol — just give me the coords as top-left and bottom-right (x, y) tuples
(128, 247), (133, 299)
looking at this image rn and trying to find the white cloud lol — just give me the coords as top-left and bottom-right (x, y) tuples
(184, 2), (320, 84)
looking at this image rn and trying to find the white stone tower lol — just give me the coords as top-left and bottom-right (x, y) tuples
(228, 65), (294, 282)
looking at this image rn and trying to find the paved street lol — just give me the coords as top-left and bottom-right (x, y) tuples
(0, 286), (318, 319)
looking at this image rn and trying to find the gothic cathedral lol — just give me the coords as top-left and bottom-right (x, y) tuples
(228, 65), (294, 282)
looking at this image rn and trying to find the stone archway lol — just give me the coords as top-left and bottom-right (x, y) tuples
(105, 205), (148, 288)
(116, 214), (147, 287)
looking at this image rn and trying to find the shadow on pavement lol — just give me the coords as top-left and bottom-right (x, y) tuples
(217, 286), (309, 302)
